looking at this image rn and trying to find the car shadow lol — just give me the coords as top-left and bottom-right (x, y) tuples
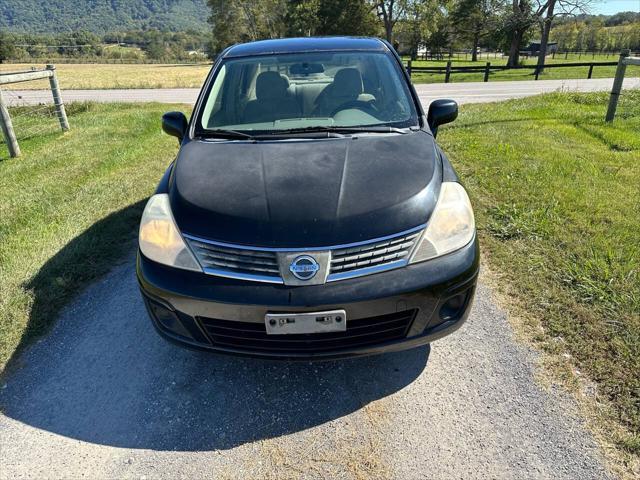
(1, 203), (429, 452)
(5, 200), (147, 371)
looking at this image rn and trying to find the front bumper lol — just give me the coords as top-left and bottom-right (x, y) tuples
(137, 236), (479, 360)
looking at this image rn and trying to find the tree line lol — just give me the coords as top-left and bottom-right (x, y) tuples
(0, 0), (208, 34)
(552, 12), (640, 52)
(1, 2), (638, 66)
(0, 29), (210, 63)
(207, 1), (640, 69)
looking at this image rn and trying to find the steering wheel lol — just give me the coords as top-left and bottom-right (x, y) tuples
(330, 100), (378, 117)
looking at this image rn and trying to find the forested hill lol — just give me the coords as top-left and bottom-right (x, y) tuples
(0, 0), (208, 33)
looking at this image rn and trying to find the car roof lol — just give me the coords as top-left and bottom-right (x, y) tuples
(222, 37), (390, 58)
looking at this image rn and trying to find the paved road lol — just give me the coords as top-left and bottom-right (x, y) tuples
(0, 255), (611, 479)
(5, 77), (639, 107)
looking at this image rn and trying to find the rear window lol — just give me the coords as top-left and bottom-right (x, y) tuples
(197, 51), (418, 132)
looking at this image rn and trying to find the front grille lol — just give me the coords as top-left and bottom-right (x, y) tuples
(184, 226), (424, 283)
(186, 238), (280, 279)
(330, 231), (421, 275)
(198, 309), (418, 354)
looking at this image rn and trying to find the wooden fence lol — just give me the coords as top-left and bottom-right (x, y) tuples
(411, 50), (640, 62)
(0, 65), (69, 158)
(405, 60), (620, 83)
(606, 50), (640, 122)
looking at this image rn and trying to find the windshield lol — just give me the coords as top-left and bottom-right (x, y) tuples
(196, 51), (418, 134)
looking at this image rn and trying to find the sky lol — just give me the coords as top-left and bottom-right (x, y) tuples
(590, 0), (640, 15)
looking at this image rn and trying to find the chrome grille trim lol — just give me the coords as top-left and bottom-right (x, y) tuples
(201, 267), (284, 284)
(329, 231), (421, 277)
(326, 259), (408, 282)
(183, 224), (425, 284)
(186, 238), (282, 283)
(183, 225), (426, 253)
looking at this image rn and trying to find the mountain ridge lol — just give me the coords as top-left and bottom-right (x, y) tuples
(0, 0), (209, 33)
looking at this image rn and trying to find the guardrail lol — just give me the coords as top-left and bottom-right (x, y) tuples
(405, 60), (619, 83)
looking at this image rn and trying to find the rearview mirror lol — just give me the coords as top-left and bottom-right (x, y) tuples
(427, 99), (458, 138)
(162, 111), (188, 141)
(290, 62), (324, 75)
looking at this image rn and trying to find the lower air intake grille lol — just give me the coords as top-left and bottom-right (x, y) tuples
(198, 309), (418, 354)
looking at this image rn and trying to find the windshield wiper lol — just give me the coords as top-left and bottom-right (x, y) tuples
(272, 125), (412, 135)
(198, 125), (415, 140)
(198, 129), (255, 140)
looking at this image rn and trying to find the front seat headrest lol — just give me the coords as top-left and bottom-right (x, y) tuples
(332, 68), (363, 98)
(256, 71), (288, 100)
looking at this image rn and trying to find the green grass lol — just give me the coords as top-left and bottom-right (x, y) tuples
(437, 90), (640, 454)
(0, 102), (182, 372)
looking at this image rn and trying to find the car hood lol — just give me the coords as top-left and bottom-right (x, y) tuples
(170, 131), (441, 248)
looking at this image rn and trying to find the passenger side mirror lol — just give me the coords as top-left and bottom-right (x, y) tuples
(162, 111), (188, 141)
(427, 99), (458, 138)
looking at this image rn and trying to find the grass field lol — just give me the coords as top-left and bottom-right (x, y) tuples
(0, 92), (638, 463)
(2, 54), (638, 89)
(0, 63), (211, 89)
(438, 91), (640, 456)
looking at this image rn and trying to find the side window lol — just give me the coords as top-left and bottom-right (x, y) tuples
(201, 64), (227, 128)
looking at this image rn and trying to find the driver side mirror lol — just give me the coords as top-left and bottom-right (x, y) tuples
(427, 99), (458, 138)
(162, 111), (188, 142)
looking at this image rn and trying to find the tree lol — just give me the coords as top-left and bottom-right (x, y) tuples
(426, 10), (454, 56)
(536, 0), (592, 72)
(207, 0), (287, 53)
(505, 0), (540, 67)
(285, 0), (378, 37)
(286, 0), (321, 36)
(0, 31), (16, 64)
(395, 0), (448, 59)
(238, 0), (287, 40)
(317, 0), (378, 36)
(373, 0), (408, 43)
(208, 1), (244, 53)
(451, 0), (504, 61)
(604, 11), (640, 27)
(142, 30), (167, 60)
(535, 0), (557, 70)
(504, 0), (592, 68)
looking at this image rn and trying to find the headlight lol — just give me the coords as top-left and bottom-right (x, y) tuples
(139, 194), (201, 272)
(410, 182), (475, 263)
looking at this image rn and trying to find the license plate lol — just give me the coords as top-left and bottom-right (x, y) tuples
(265, 310), (347, 335)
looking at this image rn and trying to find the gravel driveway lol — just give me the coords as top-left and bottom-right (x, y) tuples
(0, 254), (611, 479)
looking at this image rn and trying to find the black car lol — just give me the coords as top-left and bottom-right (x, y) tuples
(137, 37), (479, 359)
